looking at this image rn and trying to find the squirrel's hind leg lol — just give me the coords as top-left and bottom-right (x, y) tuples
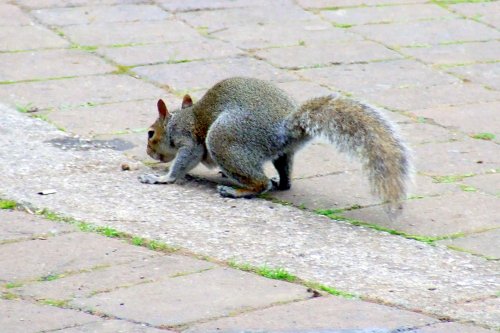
(271, 153), (293, 190)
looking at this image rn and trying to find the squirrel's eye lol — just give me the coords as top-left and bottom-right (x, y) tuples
(148, 130), (154, 139)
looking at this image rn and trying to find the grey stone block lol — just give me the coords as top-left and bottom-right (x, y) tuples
(0, 25), (69, 51)
(0, 4), (34, 26)
(447, 63), (500, 90)
(438, 228), (500, 259)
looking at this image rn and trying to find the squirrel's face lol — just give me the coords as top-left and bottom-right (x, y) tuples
(146, 99), (176, 163)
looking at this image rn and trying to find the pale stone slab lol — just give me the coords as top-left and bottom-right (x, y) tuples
(72, 268), (311, 326)
(410, 102), (500, 140)
(0, 299), (98, 333)
(0, 4), (34, 26)
(298, 59), (460, 94)
(43, 98), (171, 136)
(0, 75), (165, 110)
(402, 41), (500, 65)
(413, 139), (499, 175)
(0, 25), (69, 51)
(185, 296), (438, 332)
(16, 0), (149, 9)
(0, 49), (115, 82)
(276, 80), (333, 103)
(351, 19), (500, 47)
(15, 255), (216, 300)
(297, 0), (428, 8)
(256, 41), (401, 69)
(32, 4), (170, 26)
(420, 322), (496, 333)
(0, 210), (76, 242)
(213, 21), (360, 50)
(133, 58), (296, 91)
(344, 192), (500, 236)
(462, 173), (500, 197)
(450, 1), (500, 29)
(98, 40), (243, 66)
(178, 5), (318, 32)
(159, 0), (293, 12)
(321, 4), (454, 25)
(360, 83), (500, 111)
(57, 320), (174, 332)
(0, 232), (157, 281)
(448, 63), (500, 90)
(61, 20), (200, 46)
(438, 228), (500, 259)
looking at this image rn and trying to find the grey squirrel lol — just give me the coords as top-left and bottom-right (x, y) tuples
(139, 77), (412, 210)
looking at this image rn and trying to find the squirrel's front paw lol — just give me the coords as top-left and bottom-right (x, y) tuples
(138, 174), (175, 184)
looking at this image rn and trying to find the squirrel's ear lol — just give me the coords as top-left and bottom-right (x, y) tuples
(157, 99), (169, 118)
(181, 94), (193, 109)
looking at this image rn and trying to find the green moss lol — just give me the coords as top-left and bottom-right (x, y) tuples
(39, 273), (64, 282)
(1, 292), (19, 300)
(0, 200), (16, 209)
(70, 44), (98, 52)
(5, 282), (22, 289)
(332, 22), (353, 29)
(228, 262), (297, 282)
(471, 132), (495, 141)
(459, 184), (477, 192)
(112, 65), (134, 75)
(432, 173), (475, 183)
(40, 298), (69, 307)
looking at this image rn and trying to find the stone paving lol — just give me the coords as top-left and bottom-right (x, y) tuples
(0, 0), (499, 331)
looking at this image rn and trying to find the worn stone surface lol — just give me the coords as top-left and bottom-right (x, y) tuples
(344, 192), (500, 236)
(276, 80), (334, 104)
(0, 209), (76, 242)
(133, 58), (296, 91)
(15, 255), (216, 300)
(401, 41), (500, 66)
(256, 41), (401, 69)
(438, 228), (500, 259)
(72, 268), (311, 326)
(447, 63), (500, 90)
(185, 296), (438, 332)
(213, 21), (360, 50)
(0, 4), (34, 26)
(16, 0), (151, 9)
(298, 60), (459, 95)
(0, 49), (115, 82)
(0, 25), (69, 51)
(419, 322), (496, 333)
(450, 1), (500, 29)
(1, 107), (499, 329)
(61, 20), (201, 46)
(462, 173), (500, 196)
(98, 40), (243, 66)
(296, 0), (428, 8)
(410, 102), (500, 140)
(350, 19), (500, 47)
(0, 232), (157, 282)
(0, 299), (97, 333)
(0, 75), (164, 110)
(32, 4), (171, 26)
(320, 4), (454, 26)
(56, 320), (175, 332)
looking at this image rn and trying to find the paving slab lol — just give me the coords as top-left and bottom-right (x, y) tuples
(42, 98), (171, 137)
(320, 4), (454, 26)
(185, 296), (438, 332)
(401, 41), (500, 66)
(256, 41), (401, 69)
(32, 4), (171, 26)
(412, 139), (499, 175)
(177, 6), (318, 32)
(158, 0), (294, 12)
(462, 173), (500, 197)
(450, 1), (500, 29)
(438, 228), (500, 259)
(447, 62), (500, 90)
(276, 80), (333, 104)
(359, 83), (500, 111)
(410, 102), (500, 140)
(133, 58), (296, 92)
(350, 19), (500, 47)
(98, 39), (243, 66)
(72, 267), (312, 326)
(0, 299), (98, 333)
(56, 319), (175, 332)
(16, 0), (151, 9)
(0, 4), (34, 26)
(419, 322), (496, 333)
(15, 255), (216, 300)
(0, 49), (115, 83)
(344, 191), (500, 236)
(61, 20), (201, 46)
(296, 0), (428, 8)
(298, 60), (459, 95)
(0, 209), (77, 243)
(0, 232), (157, 282)
(0, 74), (164, 110)
(0, 25), (69, 52)
(212, 21), (360, 50)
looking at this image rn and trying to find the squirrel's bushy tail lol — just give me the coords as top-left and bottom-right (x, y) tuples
(289, 94), (412, 211)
